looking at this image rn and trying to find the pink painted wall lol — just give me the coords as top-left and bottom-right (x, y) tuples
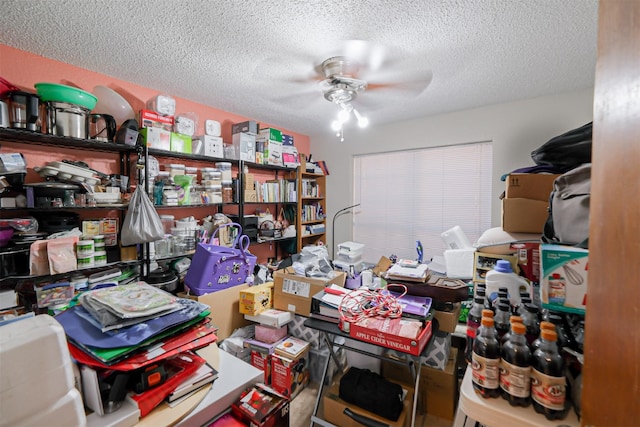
(0, 44), (310, 153)
(0, 44), (309, 263)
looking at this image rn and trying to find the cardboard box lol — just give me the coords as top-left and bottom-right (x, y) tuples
(433, 303), (461, 333)
(273, 268), (346, 316)
(140, 127), (171, 151)
(244, 190), (257, 202)
(258, 127), (283, 142)
(255, 324), (287, 344)
(270, 350), (309, 399)
(170, 132), (192, 154)
(194, 135), (223, 158)
(238, 282), (273, 316)
(139, 109), (174, 132)
(501, 198), (549, 233)
(282, 145), (299, 168)
(322, 380), (410, 427)
(244, 338), (281, 385)
(244, 309), (293, 328)
(243, 173), (255, 190)
(178, 283), (252, 341)
(505, 173), (560, 201)
(382, 348), (459, 421)
(231, 384), (289, 427)
(264, 140), (283, 166)
(232, 132), (256, 162)
(282, 134), (294, 146)
(231, 120), (258, 135)
(540, 244), (588, 314)
(512, 242), (541, 282)
(349, 318), (432, 356)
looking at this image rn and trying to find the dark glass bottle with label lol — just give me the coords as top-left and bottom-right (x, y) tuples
(471, 317), (501, 398)
(517, 297), (532, 316)
(465, 297), (485, 364)
(500, 322), (531, 407)
(531, 329), (569, 420)
(547, 314), (574, 352)
(476, 287), (493, 313)
(500, 315), (523, 346)
(521, 303), (540, 347)
(531, 321), (556, 353)
(494, 302), (511, 341)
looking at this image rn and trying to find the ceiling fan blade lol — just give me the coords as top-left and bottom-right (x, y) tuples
(366, 69), (433, 96)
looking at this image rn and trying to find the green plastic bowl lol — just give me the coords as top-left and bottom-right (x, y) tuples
(34, 82), (98, 110)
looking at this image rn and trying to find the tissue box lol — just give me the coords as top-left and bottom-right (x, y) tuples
(255, 324), (288, 344)
(444, 248), (475, 279)
(540, 244), (588, 314)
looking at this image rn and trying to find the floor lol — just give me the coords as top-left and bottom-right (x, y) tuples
(290, 381), (453, 427)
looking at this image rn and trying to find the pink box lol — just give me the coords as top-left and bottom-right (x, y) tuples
(255, 324), (288, 344)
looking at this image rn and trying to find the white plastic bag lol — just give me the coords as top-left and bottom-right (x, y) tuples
(121, 185), (165, 246)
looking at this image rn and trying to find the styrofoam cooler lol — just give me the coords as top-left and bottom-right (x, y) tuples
(0, 315), (86, 426)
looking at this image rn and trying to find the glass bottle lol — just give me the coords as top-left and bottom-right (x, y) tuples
(465, 297), (485, 364)
(501, 315), (524, 346)
(494, 302), (511, 341)
(531, 329), (569, 420)
(531, 321), (556, 353)
(500, 322), (531, 407)
(548, 313), (574, 352)
(521, 303), (540, 347)
(476, 287), (493, 313)
(471, 316), (501, 398)
(517, 297), (532, 316)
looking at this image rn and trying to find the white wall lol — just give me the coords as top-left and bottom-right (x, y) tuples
(310, 88), (594, 251)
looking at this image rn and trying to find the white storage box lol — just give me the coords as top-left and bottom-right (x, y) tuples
(0, 315), (84, 426)
(444, 248), (475, 279)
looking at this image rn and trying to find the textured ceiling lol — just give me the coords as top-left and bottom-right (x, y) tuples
(0, 0), (598, 138)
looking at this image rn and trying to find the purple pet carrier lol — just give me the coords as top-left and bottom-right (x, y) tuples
(184, 223), (257, 295)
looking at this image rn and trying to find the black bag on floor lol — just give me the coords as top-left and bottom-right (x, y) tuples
(339, 367), (404, 421)
(531, 122), (592, 172)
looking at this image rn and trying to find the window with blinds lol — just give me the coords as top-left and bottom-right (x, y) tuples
(353, 142), (493, 262)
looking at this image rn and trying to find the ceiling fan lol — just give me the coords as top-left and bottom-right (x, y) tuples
(267, 41), (433, 139)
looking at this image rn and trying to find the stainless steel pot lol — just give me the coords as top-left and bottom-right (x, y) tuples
(44, 101), (89, 139)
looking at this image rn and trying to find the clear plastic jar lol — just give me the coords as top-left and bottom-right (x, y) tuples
(216, 162), (232, 181)
(222, 180), (233, 203)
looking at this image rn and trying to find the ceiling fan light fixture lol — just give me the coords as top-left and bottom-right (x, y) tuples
(353, 108), (369, 128)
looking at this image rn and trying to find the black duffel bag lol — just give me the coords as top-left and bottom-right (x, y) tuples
(531, 122), (592, 172)
(339, 367), (404, 421)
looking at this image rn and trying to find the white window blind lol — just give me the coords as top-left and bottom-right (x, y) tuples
(353, 142), (493, 262)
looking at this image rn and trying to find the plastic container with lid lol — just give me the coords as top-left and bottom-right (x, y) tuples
(216, 162), (233, 181)
(94, 250), (107, 266)
(168, 164), (186, 178)
(160, 215), (174, 234)
(485, 260), (531, 307)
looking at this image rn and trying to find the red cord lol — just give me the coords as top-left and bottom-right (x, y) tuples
(338, 284), (408, 325)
